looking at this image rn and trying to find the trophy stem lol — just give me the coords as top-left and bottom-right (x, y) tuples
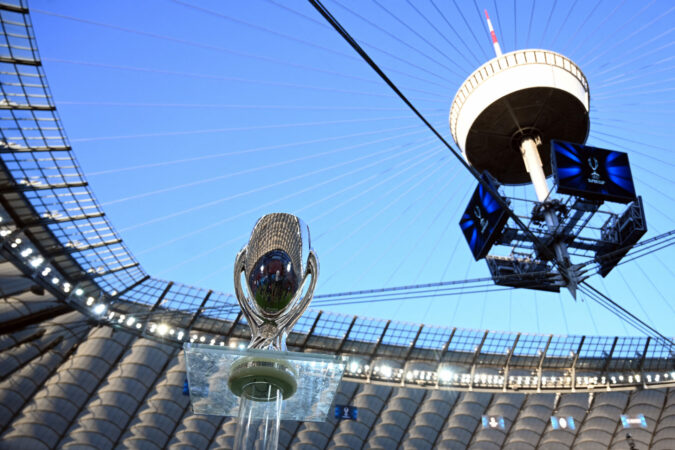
(234, 382), (282, 450)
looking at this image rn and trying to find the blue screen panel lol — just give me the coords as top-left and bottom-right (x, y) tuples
(481, 415), (505, 430)
(459, 173), (509, 260)
(335, 405), (357, 420)
(551, 140), (637, 203)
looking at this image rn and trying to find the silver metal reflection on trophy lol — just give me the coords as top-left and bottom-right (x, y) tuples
(233, 213), (318, 351)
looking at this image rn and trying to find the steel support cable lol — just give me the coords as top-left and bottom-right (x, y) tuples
(55, 100), (432, 111)
(155, 146), (446, 281)
(315, 284), (525, 307)
(567, 0), (627, 57)
(582, 4), (675, 70)
(311, 146), (445, 239)
(525, 0), (536, 48)
(44, 58), (447, 104)
(318, 153), (451, 262)
(156, 144), (443, 277)
(171, 0), (455, 90)
(315, 270), (557, 301)
(595, 47), (675, 84)
(328, 0), (464, 82)
(578, 283), (674, 347)
(169, 0), (364, 63)
(266, 0), (462, 90)
(371, 0), (471, 75)
(579, 288), (672, 350)
(635, 258), (675, 317)
(449, 0), (489, 61)
(539, 0), (558, 48)
(32, 8), (440, 93)
(101, 123), (436, 207)
(430, 0), (482, 66)
(592, 117), (675, 141)
(590, 133), (674, 167)
(133, 138), (441, 257)
(378, 167), (464, 288)
(404, 0), (475, 68)
(331, 161), (461, 288)
(85, 122), (433, 177)
(549, 0), (580, 49)
(490, 0), (505, 53)
(613, 239), (675, 268)
(343, 161), (460, 286)
(378, 166), (466, 288)
(576, 0), (658, 65)
(267, 0), (469, 88)
(133, 139), (440, 266)
(74, 112), (445, 145)
(593, 84), (675, 101)
(614, 266), (659, 329)
(166, 144), (446, 282)
(181, 145), (446, 284)
(619, 238), (675, 262)
(415, 185), (473, 284)
(306, 0), (558, 267)
(316, 286), (515, 308)
(512, 0), (517, 50)
(592, 64), (675, 91)
(593, 51), (675, 89)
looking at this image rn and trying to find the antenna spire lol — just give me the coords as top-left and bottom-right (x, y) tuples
(484, 9), (502, 57)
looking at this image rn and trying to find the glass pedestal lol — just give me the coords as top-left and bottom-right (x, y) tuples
(184, 343), (346, 448)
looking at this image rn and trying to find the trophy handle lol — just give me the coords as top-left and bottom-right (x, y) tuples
(233, 248), (262, 337)
(283, 249), (319, 333)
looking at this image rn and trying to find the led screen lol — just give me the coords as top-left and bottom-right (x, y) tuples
(481, 415), (505, 430)
(551, 140), (637, 203)
(621, 414), (647, 429)
(459, 173), (509, 260)
(335, 405), (357, 420)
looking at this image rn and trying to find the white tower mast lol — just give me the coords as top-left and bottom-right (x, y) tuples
(450, 11), (590, 297)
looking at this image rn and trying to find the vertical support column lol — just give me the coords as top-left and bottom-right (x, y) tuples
(519, 137), (577, 297)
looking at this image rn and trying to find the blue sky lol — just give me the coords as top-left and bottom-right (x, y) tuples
(28, 0), (674, 337)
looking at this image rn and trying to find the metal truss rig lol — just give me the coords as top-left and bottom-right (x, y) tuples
(0, 0), (673, 394)
(486, 193), (647, 292)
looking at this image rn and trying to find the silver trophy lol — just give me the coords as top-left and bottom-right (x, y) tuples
(184, 213), (343, 448)
(233, 212), (319, 351)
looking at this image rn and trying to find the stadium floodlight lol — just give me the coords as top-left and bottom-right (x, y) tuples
(92, 304), (106, 315)
(29, 256), (43, 267)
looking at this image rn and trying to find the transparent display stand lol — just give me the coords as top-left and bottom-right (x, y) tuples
(184, 343), (346, 423)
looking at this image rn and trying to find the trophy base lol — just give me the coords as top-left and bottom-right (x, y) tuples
(183, 343), (346, 421)
(228, 357), (297, 401)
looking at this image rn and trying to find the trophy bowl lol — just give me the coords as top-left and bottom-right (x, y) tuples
(234, 212), (318, 350)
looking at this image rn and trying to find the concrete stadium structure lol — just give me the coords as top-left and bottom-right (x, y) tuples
(0, 2), (674, 449)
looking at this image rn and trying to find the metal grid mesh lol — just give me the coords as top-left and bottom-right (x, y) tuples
(381, 321), (420, 347)
(0, 3), (144, 296)
(416, 325), (451, 350)
(348, 316), (387, 344)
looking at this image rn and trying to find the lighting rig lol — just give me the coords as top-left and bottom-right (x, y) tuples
(460, 140), (646, 294)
